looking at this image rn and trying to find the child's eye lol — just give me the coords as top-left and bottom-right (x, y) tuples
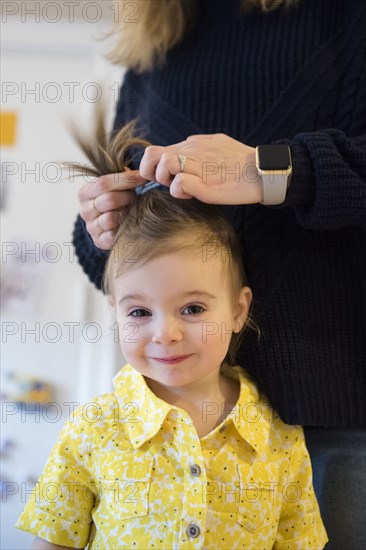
(128, 309), (151, 317)
(182, 304), (205, 315)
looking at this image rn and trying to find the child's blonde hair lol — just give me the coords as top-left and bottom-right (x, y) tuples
(68, 112), (257, 365)
(108, 0), (300, 73)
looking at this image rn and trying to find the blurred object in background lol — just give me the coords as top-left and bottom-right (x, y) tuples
(1, 111), (18, 212)
(1, 372), (54, 405)
(0, 111), (17, 147)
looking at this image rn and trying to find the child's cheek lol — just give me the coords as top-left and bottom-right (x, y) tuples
(200, 320), (233, 346)
(118, 320), (141, 350)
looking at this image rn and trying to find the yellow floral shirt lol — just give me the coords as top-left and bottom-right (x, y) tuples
(16, 364), (328, 549)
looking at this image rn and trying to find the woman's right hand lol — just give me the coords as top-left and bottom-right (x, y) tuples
(78, 168), (147, 250)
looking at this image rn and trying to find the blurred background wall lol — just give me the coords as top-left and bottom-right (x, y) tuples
(1, 2), (126, 547)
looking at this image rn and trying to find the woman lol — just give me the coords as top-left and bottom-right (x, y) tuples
(73, 1), (366, 547)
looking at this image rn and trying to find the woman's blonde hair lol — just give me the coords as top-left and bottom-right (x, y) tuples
(108, 0), (300, 73)
(68, 113), (257, 364)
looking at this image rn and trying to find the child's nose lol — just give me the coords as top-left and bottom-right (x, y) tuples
(151, 315), (183, 344)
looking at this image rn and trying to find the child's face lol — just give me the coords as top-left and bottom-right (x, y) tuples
(111, 250), (252, 394)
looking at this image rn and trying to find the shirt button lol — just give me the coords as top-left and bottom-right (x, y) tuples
(189, 464), (201, 477)
(186, 524), (200, 538)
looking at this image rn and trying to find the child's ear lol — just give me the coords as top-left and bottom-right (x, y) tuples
(233, 286), (252, 333)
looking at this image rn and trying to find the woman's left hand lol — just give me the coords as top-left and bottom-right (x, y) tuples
(139, 133), (263, 204)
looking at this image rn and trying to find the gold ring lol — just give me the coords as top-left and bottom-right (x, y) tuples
(92, 198), (101, 215)
(178, 154), (187, 172)
(95, 216), (102, 231)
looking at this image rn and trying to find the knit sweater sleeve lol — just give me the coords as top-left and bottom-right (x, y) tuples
(276, 129), (366, 231)
(72, 214), (108, 291)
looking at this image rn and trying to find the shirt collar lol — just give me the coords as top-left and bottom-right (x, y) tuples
(219, 365), (271, 455)
(113, 364), (173, 449)
(113, 364), (271, 453)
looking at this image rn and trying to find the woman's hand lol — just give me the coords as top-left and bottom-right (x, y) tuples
(78, 168), (147, 250)
(139, 134), (263, 205)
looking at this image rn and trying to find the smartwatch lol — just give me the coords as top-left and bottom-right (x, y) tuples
(255, 144), (292, 205)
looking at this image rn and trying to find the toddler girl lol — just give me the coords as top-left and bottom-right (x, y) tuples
(16, 118), (328, 550)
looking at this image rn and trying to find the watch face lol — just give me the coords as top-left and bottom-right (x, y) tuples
(257, 145), (291, 170)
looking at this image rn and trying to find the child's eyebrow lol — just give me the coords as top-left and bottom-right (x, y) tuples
(179, 291), (217, 301)
(119, 294), (145, 305)
(118, 291), (217, 306)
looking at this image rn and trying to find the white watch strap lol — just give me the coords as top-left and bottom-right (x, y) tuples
(261, 171), (290, 205)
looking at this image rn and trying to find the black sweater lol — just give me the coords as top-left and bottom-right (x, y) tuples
(73, 0), (366, 427)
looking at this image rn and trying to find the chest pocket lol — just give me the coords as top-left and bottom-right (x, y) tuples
(98, 453), (154, 519)
(237, 462), (280, 533)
